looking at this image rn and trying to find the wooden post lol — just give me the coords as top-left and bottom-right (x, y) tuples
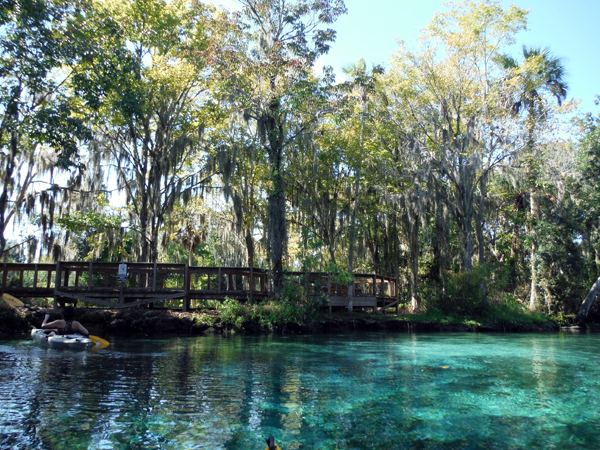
(53, 261), (62, 309)
(153, 263), (157, 290)
(1, 263), (7, 295)
(183, 263), (189, 312)
(119, 281), (125, 305)
(304, 271), (309, 298)
(249, 267), (254, 305)
(372, 274), (377, 314)
(218, 268), (221, 293)
(88, 262), (93, 289)
(394, 277), (399, 315)
(328, 274), (332, 313)
(34, 263), (38, 288)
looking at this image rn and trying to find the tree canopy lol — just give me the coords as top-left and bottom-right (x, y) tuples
(1, 0), (598, 320)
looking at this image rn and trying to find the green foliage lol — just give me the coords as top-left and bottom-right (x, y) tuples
(323, 263), (354, 286)
(217, 283), (326, 333)
(485, 293), (552, 326)
(57, 194), (129, 261)
(217, 298), (251, 331)
(408, 291), (553, 327)
(425, 266), (491, 318)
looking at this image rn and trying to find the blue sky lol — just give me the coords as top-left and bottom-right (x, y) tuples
(216, 0), (600, 116)
(317, 0), (600, 115)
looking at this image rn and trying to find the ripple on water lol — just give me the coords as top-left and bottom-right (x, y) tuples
(1, 332), (600, 449)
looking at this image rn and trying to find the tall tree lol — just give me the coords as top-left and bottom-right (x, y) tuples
(498, 45), (568, 310)
(340, 59), (382, 310)
(73, 0), (224, 263)
(0, 0), (91, 259)
(388, 0), (527, 273)
(219, 0), (347, 295)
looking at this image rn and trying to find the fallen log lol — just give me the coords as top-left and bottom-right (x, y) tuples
(576, 275), (600, 327)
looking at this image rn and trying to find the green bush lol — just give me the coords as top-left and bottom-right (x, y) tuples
(216, 280), (326, 333)
(217, 298), (250, 331)
(430, 266), (491, 318)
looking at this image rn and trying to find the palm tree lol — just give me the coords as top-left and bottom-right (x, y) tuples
(499, 45), (568, 310)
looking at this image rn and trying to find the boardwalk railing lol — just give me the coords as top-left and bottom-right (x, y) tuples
(0, 262), (397, 313)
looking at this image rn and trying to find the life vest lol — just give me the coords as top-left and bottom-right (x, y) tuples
(57, 320), (75, 335)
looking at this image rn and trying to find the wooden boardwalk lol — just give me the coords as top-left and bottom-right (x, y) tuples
(0, 261), (398, 313)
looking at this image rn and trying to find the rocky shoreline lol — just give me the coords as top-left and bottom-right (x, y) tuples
(0, 303), (567, 340)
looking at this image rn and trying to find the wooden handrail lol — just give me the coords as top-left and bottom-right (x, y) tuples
(0, 262), (397, 312)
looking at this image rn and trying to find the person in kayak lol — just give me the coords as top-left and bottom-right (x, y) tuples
(41, 306), (89, 337)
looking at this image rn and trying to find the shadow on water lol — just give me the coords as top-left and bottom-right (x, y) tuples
(1, 332), (599, 449)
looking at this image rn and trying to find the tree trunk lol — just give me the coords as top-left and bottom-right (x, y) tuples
(268, 168), (286, 296)
(245, 229), (255, 268)
(366, 215), (381, 275)
(576, 275), (600, 326)
(476, 174), (487, 265)
(0, 130), (19, 258)
(596, 217), (600, 274)
(529, 192), (539, 311)
(347, 166), (361, 312)
(408, 211), (420, 312)
(457, 212), (474, 272)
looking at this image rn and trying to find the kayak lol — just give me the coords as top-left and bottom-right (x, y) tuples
(31, 328), (92, 351)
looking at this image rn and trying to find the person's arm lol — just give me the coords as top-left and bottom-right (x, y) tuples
(74, 321), (89, 336)
(41, 314), (63, 329)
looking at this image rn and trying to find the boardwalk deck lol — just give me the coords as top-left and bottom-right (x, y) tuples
(0, 262), (398, 313)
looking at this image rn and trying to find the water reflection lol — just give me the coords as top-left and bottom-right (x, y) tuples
(0, 332), (599, 449)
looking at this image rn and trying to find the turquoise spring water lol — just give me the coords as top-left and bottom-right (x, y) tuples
(0, 331), (599, 449)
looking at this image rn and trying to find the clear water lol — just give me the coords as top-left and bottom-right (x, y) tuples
(0, 332), (599, 449)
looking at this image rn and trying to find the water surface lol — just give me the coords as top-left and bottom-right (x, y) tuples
(0, 332), (598, 449)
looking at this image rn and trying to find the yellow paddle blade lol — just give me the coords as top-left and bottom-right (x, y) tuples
(2, 293), (24, 307)
(89, 335), (110, 349)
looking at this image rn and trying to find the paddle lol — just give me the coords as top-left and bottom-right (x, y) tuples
(2, 293), (24, 307)
(3, 293), (41, 311)
(89, 335), (110, 349)
(3, 293), (110, 348)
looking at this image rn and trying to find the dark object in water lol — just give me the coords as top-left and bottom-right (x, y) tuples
(265, 435), (281, 450)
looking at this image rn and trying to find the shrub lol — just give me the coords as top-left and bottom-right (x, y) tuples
(217, 297), (251, 331)
(431, 266), (491, 318)
(216, 280), (326, 333)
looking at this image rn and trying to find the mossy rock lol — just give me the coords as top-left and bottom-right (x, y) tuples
(114, 311), (132, 323)
(108, 318), (130, 331)
(79, 310), (111, 326)
(131, 318), (150, 332)
(190, 322), (209, 334)
(179, 317), (193, 329)
(154, 315), (179, 333)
